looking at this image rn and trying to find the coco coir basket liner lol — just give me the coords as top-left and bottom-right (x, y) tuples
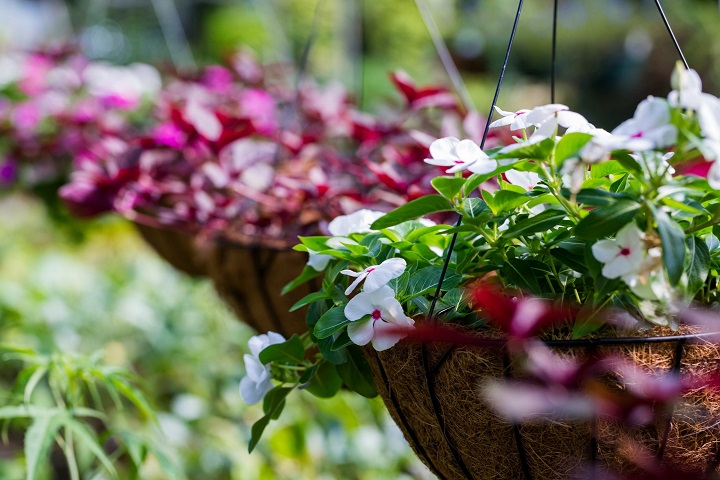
(365, 328), (720, 480)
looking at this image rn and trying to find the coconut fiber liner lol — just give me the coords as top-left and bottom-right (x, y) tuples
(135, 224), (207, 277)
(206, 236), (317, 337)
(364, 326), (720, 480)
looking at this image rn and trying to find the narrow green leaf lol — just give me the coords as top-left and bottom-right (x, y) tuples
(651, 205), (686, 286)
(249, 387), (293, 453)
(574, 201), (640, 240)
(502, 257), (542, 294)
(612, 151), (643, 175)
(25, 411), (66, 480)
(565, 188), (635, 207)
(23, 366), (48, 404)
(63, 418), (118, 477)
(282, 265), (323, 295)
(431, 176), (466, 200)
(590, 160), (627, 179)
(305, 362), (342, 398)
(370, 195), (453, 229)
(313, 307), (350, 340)
(259, 335), (306, 364)
(500, 210), (567, 241)
(289, 291), (330, 312)
(108, 377), (156, 421)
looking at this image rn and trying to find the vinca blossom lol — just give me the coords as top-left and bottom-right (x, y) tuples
(327, 209), (385, 237)
(344, 285), (414, 351)
(424, 136), (497, 174)
(505, 169), (541, 190)
(611, 97), (677, 151)
(591, 223), (645, 280)
(489, 106), (531, 130)
(239, 332), (286, 405)
(341, 257), (406, 295)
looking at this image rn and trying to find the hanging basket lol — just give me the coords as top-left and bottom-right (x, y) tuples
(364, 328), (720, 480)
(135, 224), (208, 277)
(206, 235), (315, 337)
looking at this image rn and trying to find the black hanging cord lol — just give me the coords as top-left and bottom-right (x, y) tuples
(551, 0), (558, 103)
(428, 0), (526, 323)
(479, 0), (525, 150)
(414, 0), (476, 114)
(653, 0), (689, 70)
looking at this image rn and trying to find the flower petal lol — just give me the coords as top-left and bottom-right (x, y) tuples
(455, 139), (482, 162)
(347, 319), (374, 346)
(467, 158), (498, 175)
(592, 240), (619, 263)
(240, 376), (272, 405)
(364, 258), (407, 292)
(370, 320), (406, 351)
(344, 291), (373, 320)
(429, 137), (460, 160)
(344, 273), (367, 295)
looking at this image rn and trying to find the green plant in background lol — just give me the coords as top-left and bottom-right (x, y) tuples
(0, 197), (430, 479)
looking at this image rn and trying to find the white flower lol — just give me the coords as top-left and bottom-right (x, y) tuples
(579, 128), (616, 164)
(622, 247), (672, 302)
(505, 169), (541, 190)
(341, 258), (406, 295)
(489, 106), (531, 130)
(424, 137), (497, 174)
(591, 223), (645, 279)
(344, 286), (414, 351)
(668, 67), (704, 111)
(328, 209), (385, 236)
(699, 95), (720, 143)
(239, 332), (286, 405)
(611, 97), (677, 151)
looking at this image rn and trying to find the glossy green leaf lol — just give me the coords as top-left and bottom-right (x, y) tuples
(686, 236), (710, 296)
(406, 266), (462, 297)
(289, 291), (330, 312)
(483, 190), (530, 216)
(500, 209), (567, 241)
(336, 346), (377, 398)
(313, 307), (350, 340)
(249, 386), (293, 453)
(282, 265), (323, 295)
(259, 335), (306, 364)
(574, 201), (640, 240)
(305, 361), (342, 398)
(555, 132), (593, 164)
(431, 176), (466, 200)
(652, 205), (686, 286)
(370, 195), (453, 229)
(493, 137), (556, 160)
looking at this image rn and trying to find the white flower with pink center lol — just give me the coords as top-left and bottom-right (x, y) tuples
(424, 137), (497, 174)
(489, 106), (532, 130)
(611, 97), (677, 151)
(505, 169), (541, 190)
(239, 332), (286, 405)
(344, 286), (414, 351)
(591, 223), (645, 279)
(341, 258), (406, 295)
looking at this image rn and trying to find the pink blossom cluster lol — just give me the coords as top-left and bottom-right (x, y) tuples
(0, 45), (160, 189)
(61, 52), (498, 244)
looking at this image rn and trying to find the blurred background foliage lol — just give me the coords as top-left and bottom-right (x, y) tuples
(1, 0), (719, 478)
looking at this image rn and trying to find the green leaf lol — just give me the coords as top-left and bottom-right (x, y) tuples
(462, 163), (518, 196)
(63, 418), (118, 477)
(313, 307), (350, 339)
(550, 247), (589, 274)
(502, 257), (542, 294)
(590, 160), (627, 179)
(282, 265), (323, 295)
(259, 335), (306, 364)
(493, 137), (555, 160)
(612, 151), (643, 175)
(336, 346), (377, 398)
(407, 266), (462, 297)
(108, 376), (156, 420)
(317, 336), (348, 365)
(370, 195), (453, 229)
(574, 201), (640, 240)
(482, 190), (530, 216)
(463, 197), (489, 219)
(651, 205), (686, 286)
(555, 132), (593, 164)
(249, 387), (293, 453)
(567, 188), (635, 207)
(25, 410), (66, 480)
(500, 210), (567, 241)
(289, 291), (330, 312)
(686, 236), (710, 297)
(305, 361), (342, 398)
(431, 176), (466, 200)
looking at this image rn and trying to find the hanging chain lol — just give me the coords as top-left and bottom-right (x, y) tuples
(653, 0), (689, 70)
(551, 0), (559, 103)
